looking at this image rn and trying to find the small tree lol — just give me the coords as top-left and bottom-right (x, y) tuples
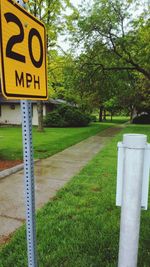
(104, 97), (120, 121)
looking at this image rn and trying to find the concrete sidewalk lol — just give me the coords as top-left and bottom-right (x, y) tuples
(0, 126), (122, 244)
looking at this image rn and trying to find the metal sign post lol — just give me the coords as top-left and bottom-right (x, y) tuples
(21, 100), (37, 267)
(18, 1), (37, 267)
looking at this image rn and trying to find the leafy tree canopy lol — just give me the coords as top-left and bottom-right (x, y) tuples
(73, 0), (150, 80)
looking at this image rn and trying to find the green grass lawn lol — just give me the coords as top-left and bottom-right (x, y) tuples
(0, 121), (122, 161)
(0, 123), (150, 267)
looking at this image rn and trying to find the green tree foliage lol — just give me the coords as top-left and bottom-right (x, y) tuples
(64, 0), (150, 120)
(26, 0), (149, 122)
(62, 50), (137, 120)
(76, 0), (150, 80)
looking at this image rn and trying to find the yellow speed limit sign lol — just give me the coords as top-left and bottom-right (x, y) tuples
(0, 0), (48, 100)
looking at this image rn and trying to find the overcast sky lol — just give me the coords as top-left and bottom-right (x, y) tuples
(71, 0), (81, 6)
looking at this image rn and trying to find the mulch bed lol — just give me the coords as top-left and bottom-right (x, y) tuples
(0, 160), (23, 171)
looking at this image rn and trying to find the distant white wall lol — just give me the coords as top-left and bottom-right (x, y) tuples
(0, 103), (46, 126)
(0, 104), (21, 125)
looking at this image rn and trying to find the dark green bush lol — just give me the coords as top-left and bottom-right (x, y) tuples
(44, 104), (90, 127)
(133, 114), (150, 124)
(44, 110), (67, 127)
(90, 115), (97, 122)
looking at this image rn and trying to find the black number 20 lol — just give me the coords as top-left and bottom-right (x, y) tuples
(4, 12), (43, 68)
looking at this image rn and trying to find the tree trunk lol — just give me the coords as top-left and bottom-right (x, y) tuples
(111, 112), (113, 122)
(130, 106), (137, 123)
(130, 109), (133, 123)
(103, 109), (106, 121)
(37, 101), (44, 132)
(99, 106), (103, 122)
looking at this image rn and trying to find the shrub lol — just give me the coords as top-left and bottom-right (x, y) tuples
(44, 104), (91, 127)
(133, 114), (150, 124)
(90, 115), (97, 122)
(44, 110), (67, 127)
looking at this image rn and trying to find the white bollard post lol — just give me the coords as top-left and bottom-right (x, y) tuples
(118, 134), (147, 267)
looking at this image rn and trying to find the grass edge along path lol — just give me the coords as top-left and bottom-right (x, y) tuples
(0, 117), (129, 161)
(1, 124), (150, 267)
(0, 123), (113, 161)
